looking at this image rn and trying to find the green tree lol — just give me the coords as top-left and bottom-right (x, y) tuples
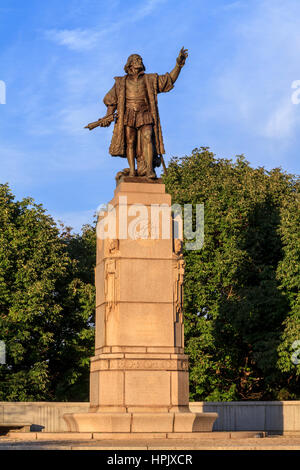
(0, 184), (96, 401)
(1, 147), (299, 403)
(276, 179), (300, 399)
(163, 147), (300, 401)
(51, 223), (96, 401)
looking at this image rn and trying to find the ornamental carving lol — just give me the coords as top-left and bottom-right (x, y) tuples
(104, 258), (117, 313)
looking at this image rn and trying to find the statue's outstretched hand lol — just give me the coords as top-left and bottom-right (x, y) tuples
(84, 113), (116, 130)
(176, 47), (188, 67)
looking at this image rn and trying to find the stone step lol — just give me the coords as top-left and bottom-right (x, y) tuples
(6, 430), (266, 441)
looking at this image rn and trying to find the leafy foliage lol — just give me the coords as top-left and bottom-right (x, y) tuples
(0, 184), (96, 401)
(0, 147), (299, 403)
(163, 148), (300, 401)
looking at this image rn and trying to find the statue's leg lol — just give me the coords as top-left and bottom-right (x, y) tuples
(141, 124), (156, 178)
(125, 126), (136, 177)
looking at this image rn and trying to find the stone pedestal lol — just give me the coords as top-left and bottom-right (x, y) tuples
(63, 181), (217, 434)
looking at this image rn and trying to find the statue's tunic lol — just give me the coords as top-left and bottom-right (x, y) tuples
(103, 72), (174, 158)
(123, 74), (153, 129)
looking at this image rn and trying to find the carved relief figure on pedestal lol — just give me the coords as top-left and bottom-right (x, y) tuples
(102, 239), (120, 316)
(103, 239), (120, 326)
(104, 258), (118, 315)
(108, 238), (120, 256)
(173, 239), (185, 348)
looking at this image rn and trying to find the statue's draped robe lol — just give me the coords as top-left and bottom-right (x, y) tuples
(103, 72), (174, 158)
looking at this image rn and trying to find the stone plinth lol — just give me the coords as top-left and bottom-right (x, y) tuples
(64, 181), (217, 433)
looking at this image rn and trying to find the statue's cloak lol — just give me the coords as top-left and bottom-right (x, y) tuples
(103, 72), (174, 157)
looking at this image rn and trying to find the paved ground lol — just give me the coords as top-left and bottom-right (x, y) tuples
(1, 435), (300, 450)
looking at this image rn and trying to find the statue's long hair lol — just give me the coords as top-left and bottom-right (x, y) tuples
(124, 54), (146, 74)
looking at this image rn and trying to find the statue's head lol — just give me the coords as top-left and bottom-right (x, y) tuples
(124, 54), (146, 75)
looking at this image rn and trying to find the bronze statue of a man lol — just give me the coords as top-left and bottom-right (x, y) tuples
(85, 48), (188, 179)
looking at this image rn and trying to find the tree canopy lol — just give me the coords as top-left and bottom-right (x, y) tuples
(0, 147), (299, 402)
(163, 147), (300, 401)
(0, 183), (95, 401)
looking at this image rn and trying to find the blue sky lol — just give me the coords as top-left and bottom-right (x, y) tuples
(1, 0), (300, 232)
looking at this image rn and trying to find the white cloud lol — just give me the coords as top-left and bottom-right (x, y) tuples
(133, 0), (167, 20)
(44, 28), (101, 51)
(44, 0), (167, 51)
(263, 100), (297, 139)
(215, 1), (244, 13)
(211, 0), (300, 141)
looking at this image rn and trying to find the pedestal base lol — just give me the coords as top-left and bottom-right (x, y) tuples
(63, 411), (218, 433)
(69, 182), (219, 439)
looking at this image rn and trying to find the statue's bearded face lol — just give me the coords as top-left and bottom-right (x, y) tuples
(125, 54), (145, 75)
(130, 55), (143, 70)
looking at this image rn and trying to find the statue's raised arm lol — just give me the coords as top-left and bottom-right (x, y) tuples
(170, 47), (189, 84)
(85, 48), (188, 180)
(156, 47), (188, 95)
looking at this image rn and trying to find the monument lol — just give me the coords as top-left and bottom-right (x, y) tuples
(63, 49), (217, 436)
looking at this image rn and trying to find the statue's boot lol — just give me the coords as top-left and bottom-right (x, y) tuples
(146, 169), (156, 178)
(145, 157), (156, 178)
